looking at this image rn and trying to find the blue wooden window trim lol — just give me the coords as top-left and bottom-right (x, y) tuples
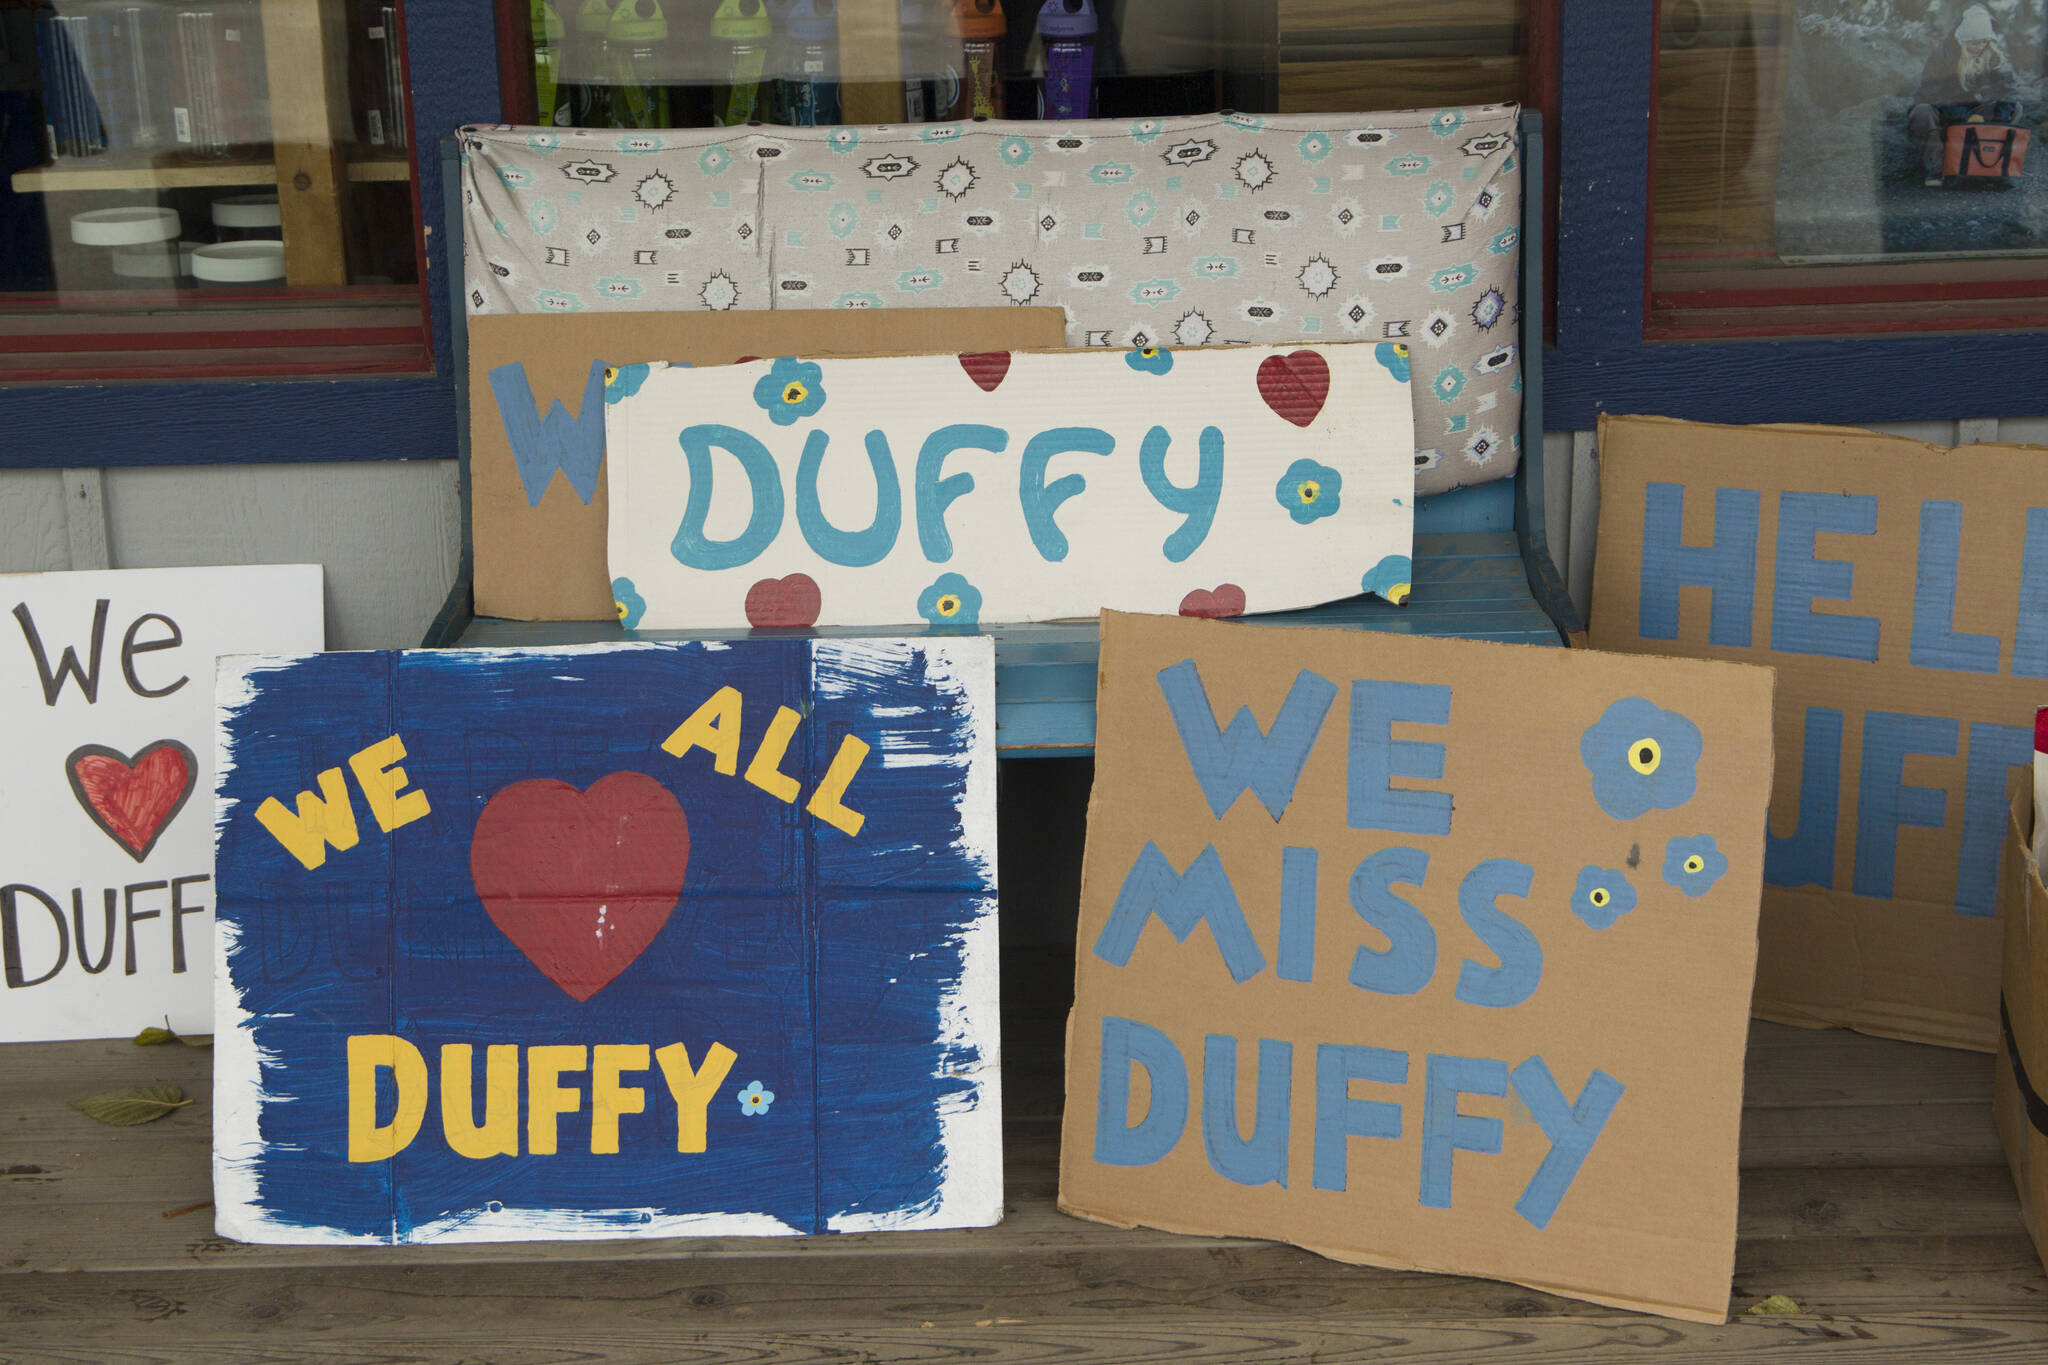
(1545, 2), (2048, 432)
(0, 0), (502, 471)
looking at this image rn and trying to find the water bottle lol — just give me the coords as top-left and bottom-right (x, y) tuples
(940, 0), (1003, 121)
(607, 0), (672, 128)
(530, 0), (563, 125)
(774, 0), (839, 126)
(1035, 0), (1095, 120)
(709, 0), (771, 126)
(560, 0), (616, 126)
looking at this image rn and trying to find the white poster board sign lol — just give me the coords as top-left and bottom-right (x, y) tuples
(604, 343), (1416, 631)
(2, 565), (323, 1043)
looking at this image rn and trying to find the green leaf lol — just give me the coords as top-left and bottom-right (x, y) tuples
(1742, 1294), (1803, 1318)
(69, 1084), (192, 1127)
(132, 1027), (177, 1047)
(178, 1034), (214, 1049)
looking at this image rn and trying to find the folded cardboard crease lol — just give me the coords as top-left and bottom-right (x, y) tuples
(1998, 794), (2048, 1276)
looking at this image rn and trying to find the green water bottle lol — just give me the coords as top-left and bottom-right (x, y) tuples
(608, 0), (672, 128)
(710, 0), (772, 126)
(531, 0), (564, 124)
(561, 0), (617, 127)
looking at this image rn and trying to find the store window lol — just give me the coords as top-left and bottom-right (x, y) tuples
(499, 1), (1533, 130)
(1651, 0), (2048, 337)
(0, 1), (429, 382)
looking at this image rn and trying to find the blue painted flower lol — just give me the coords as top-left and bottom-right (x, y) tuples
(1431, 108), (1465, 139)
(603, 362), (650, 405)
(1571, 866), (1638, 929)
(737, 1080), (774, 1116)
(1276, 458), (1342, 524)
(753, 357), (826, 425)
(1662, 835), (1729, 898)
(918, 572), (982, 630)
(1579, 697), (1705, 820)
(1359, 553), (1412, 605)
(611, 577), (645, 629)
(1126, 345), (1173, 375)
(1375, 341), (1411, 382)
(1432, 365), (1467, 400)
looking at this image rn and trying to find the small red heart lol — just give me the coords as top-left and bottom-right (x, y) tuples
(1257, 350), (1332, 427)
(1179, 584), (1247, 619)
(745, 573), (823, 628)
(960, 352), (1012, 392)
(469, 772), (691, 1003)
(67, 740), (196, 863)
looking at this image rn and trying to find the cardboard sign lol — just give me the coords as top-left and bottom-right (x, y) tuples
(1589, 414), (2048, 1052)
(1, 565), (323, 1044)
(605, 343), (1416, 631)
(213, 638), (999, 1244)
(470, 308), (1065, 622)
(1059, 612), (1774, 1322)
(1996, 795), (2048, 1278)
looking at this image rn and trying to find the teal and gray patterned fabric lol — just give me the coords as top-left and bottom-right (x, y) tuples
(460, 105), (1523, 494)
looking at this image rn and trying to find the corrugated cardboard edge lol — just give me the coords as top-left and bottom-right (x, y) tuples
(1996, 794), (2048, 1275)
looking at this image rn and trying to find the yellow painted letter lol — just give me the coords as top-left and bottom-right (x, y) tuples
(347, 1034), (427, 1163)
(527, 1044), (588, 1156)
(661, 685), (743, 775)
(744, 705), (804, 804)
(255, 768), (359, 870)
(653, 1040), (737, 1154)
(590, 1044), (651, 1155)
(440, 1044), (519, 1159)
(806, 735), (871, 836)
(349, 733), (432, 833)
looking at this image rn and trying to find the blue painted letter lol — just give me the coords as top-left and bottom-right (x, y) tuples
(1278, 846), (1318, 983)
(1508, 1057), (1625, 1229)
(1138, 424), (1224, 562)
(1853, 712), (1958, 899)
(488, 359), (608, 507)
(1093, 842), (1267, 984)
(2014, 509), (2048, 678)
(1019, 426), (1117, 561)
(1348, 846), (1437, 997)
(1454, 859), (1540, 1008)
(914, 424), (1008, 562)
(1771, 491), (1880, 661)
(1910, 500), (1999, 674)
(1639, 482), (1759, 647)
(1419, 1054), (1506, 1210)
(1157, 659), (1337, 820)
(1765, 708), (1842, 890)
(1311, 1043), (1406, 1191)
(1348, 680), (1453, 837)
(1958, 721), (2033, 917)
(1094, 1016), (1188, 1167)
(671, 424), (785, 571)
(1202, 1035), (1291, 1188)
(795, 429), (902, 567)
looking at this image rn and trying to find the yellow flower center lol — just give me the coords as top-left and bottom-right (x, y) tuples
(604, 365), (620, 385)
(782, 380), (809, 405)
(936, 593), (961, 617)
(1684, 854), (1706, 875)
(1298, 479), (1321, 504)
(615, 599), (629, 621)
(1393, 343), (1409, 358)
(1629, 737), (1662, 775)
(1140, 347), (1159, 359)
(1589, 887), (1609, 908)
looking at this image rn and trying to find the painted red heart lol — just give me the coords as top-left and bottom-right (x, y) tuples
(959, 352), (1012, 392)
(67, 740), (196, 863)
(745, 573), (822, 628)
(1178, 584), (1247, 619)
(1257, 350), (1332, 427)
(469, 772), (690, 1003)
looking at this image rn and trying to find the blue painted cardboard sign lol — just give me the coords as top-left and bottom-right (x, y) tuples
(1589, 414), (2048, 1052)
(212, 639), (999, 1244)
(1059, 612), (1775, 1323)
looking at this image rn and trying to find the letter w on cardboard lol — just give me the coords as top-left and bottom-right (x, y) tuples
(1060, 612), (1776, 1322)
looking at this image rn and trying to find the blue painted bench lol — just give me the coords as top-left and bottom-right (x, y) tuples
(426, 115), (1577, 754)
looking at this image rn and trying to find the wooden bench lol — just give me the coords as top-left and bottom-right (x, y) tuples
(424, 115), (1579, 751)
(4, 954), (2040, 1356)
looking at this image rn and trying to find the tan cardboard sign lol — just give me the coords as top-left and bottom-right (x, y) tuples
(1590, 414), (2048, 1051)
(1060, 612), (1775, 1322)
(1997, 796), (2048, 1278)
(468, 308), (1065, 621)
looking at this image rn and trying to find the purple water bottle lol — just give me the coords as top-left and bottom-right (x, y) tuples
(1037, 0), (1096, 120)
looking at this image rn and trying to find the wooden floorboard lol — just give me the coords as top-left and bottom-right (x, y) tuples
(1, 950), (2041, 1362)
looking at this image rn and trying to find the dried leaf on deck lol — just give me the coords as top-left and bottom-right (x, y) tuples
(69, 1085), (192, 1127)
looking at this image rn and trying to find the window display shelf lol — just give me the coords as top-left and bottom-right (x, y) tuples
(9, 154), (407, 195)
